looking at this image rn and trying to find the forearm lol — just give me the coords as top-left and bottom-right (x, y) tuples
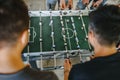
(64, 71), (69, 80)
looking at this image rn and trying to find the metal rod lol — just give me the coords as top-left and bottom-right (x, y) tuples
(70, 11), (80, 49)
(27, 44), (30, 64)
(53, 53), (57, 69)
(65, 19), (73, 58)
(49, 11), (56, 68)
(78, 50), (83, 63)
(70, 11), (83, 62)
(42, 66), (64, 71)
(40, 54), (43, 70)
(23, 50), (91, 57)
(26, 52), (91, 61)
(60, 11), (68, 53)
(27, 20), (31, 64)
(79, 11), (92, 50)
(65, 19), (72, 51)
(39, 11), (43, 52)
(49, 11), (56, 51)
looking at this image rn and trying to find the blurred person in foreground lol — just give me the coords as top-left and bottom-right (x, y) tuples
(0, 0), (58, 80)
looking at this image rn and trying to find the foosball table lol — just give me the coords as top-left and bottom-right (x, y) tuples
(22, 10), (93, 72)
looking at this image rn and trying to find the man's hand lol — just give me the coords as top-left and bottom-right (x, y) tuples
(60, 0), (73, 10)
(64, 59), (72, 80)
(92, 0), (103, 7)
(67, 0), (73, 9)
(60, 0), (66, 10)
(82, 0), (90, 5)
(64, 59), (72, 73)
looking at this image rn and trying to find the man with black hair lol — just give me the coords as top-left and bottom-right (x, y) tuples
(0, 0), (58, 80)
(117, 40), (120, 52)
(67, 5), (120, 80)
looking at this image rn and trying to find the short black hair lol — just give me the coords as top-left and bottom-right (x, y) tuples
(0, 0), (29, 44)
(89, 5), (120, 46)
(117, 40), (120, 47)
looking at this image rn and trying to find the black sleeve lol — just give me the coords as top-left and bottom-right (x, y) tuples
(68, 64), (87, 80)
(68, 63), (92, 80)
(68, 66), (75, 80)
